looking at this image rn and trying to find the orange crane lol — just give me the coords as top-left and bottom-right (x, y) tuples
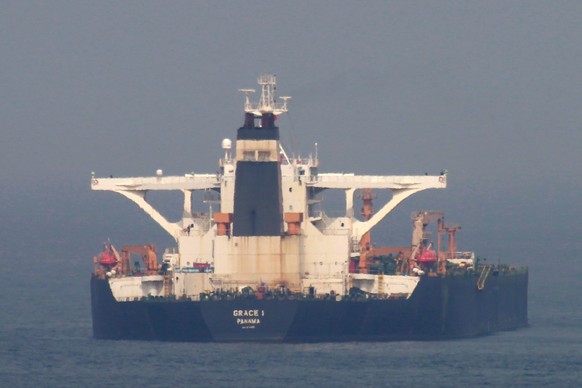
(356, 189), (411, 273)
(358, 189), (376, 273)
(120, 244), (158, 275)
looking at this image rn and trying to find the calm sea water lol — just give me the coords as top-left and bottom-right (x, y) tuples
(1, 187), (580, 387)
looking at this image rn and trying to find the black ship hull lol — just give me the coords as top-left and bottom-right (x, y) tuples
(91, 271), (528, 342)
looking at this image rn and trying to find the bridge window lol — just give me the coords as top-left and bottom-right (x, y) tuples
(258, 151), (270, 161)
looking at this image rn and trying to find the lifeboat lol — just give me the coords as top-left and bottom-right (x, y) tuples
(417, 249), (437, 263)
(99, 247), (117, 267)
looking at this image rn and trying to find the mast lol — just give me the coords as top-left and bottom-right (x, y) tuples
(239, 74), (291, 117)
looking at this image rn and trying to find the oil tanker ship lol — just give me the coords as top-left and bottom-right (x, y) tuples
(91, 74), (528, 342)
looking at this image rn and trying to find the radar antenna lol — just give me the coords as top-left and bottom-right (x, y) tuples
(240, 74), (291, 116)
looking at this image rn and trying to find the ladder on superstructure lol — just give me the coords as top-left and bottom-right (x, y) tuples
(377, 273), (385, 296)
(163, 274), (172, 296)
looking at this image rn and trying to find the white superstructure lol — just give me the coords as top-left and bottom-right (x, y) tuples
(92, 74), (446, 301)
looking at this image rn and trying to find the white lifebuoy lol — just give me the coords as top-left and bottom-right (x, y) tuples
(92, 178), (99, 186)
(438, 176), (445, 183)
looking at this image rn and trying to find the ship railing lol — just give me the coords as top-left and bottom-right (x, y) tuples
(320, 211), (331, 227)
(281, 155), (318, 167)
(319, 211), (343, 227)
(181, 214), (212, 235)
(197, 215), (212, 232)
(455, 251), (476, 260)
(209, 275), (274, 289)
(321, 211), (336, 234)
(318, 211), (350, 235)
(219, 157), (235, 167)
(302, 274), (344, 280)
(351, 236), (361, 253)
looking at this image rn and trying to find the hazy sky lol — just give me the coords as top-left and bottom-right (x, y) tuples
(2, 1), (581, 261)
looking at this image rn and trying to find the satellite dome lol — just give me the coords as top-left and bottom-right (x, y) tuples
(222, 138), (232, 150)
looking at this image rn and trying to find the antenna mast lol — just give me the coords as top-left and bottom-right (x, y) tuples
(240, 74), (291, 116)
